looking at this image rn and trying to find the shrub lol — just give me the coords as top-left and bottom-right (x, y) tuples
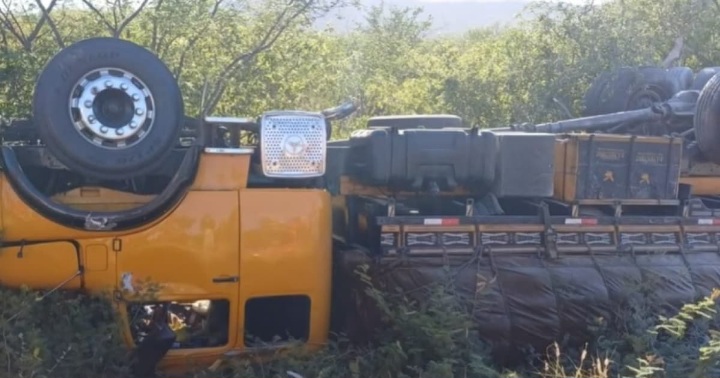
(2, 266), (720, 378)
(0, 286), (131, 378)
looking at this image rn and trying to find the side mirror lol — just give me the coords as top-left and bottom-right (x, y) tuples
(131, 321), (177, 378)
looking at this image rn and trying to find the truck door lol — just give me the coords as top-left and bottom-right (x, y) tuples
(115, 190), (240, 371)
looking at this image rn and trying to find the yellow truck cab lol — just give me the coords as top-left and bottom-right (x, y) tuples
(0, 37), (356, 376)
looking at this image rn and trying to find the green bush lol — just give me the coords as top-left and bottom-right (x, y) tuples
(0, 286), (131, 378)
(3, 265), (720, 378)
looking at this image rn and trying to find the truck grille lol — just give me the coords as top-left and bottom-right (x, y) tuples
(260, 111), (327, 178)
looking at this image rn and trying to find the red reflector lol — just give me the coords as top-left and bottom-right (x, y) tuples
(564, 218), (598, 225)
(423, 218), (460, 226)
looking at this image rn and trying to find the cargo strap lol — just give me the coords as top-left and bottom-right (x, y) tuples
(665, 136), (678, 198)
(677, 218), (702, 300)
(583, 134), (595, 199)
(625, 135), (637, 198)
(540, 203), (558, 259)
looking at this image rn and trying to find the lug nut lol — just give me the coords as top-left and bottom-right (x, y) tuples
(105, 80), (113, 88)
(88, 115), (96, 123)
(84, 100), (92, 108)
(135, 108), (144, 115)
(121, 83), (128, 90)
(116, 128), (124, 136)
(100, 126), (109, 133)
(132, 94), (140, 101)
(129, 121), (137, 129)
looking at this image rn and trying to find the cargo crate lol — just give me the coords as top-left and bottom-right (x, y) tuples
(553, 133), (682, 202)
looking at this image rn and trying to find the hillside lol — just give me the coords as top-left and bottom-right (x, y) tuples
(316, 0), (534, 34)
(316, 0), (611, 35)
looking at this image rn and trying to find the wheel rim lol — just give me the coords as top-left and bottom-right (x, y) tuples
(627, 86), (664, 109)
(68, 68), (155, 149)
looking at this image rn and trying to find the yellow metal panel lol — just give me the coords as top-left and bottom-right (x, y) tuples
(238, 189), (332, 348)
(84, 244), (108, 271)
(189, 152), (250, 191)
(0, 241), (81, 290)
(114, 190), (241, 367)
(115, 190), (240, 298)
(79, 239), (117, 294)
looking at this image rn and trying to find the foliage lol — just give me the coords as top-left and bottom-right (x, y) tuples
(2, 262), (720, 378)
(0, 286), (130, 378)
(3, 0), (720, 133)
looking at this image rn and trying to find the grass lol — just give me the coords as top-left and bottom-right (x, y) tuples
(1, 265), (720, 378)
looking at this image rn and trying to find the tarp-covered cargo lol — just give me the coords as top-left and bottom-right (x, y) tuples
(333, 218), (720, 354)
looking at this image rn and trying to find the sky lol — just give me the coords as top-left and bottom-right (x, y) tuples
(417, 0), (607, 3)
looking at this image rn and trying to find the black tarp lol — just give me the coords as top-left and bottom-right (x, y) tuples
(333, 248), (720, 352)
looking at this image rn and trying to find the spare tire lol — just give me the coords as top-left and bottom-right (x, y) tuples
(694, 71), (720, 164)
(32, 37), (184, 181)
(582, 66), (684, 116)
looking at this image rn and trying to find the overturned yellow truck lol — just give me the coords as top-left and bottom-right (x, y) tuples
(3, 37), (720, 376)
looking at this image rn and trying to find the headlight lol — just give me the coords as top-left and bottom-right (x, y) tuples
(260, 111), (327, 178)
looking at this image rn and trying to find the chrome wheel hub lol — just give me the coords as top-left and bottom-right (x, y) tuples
(69, 68), (155, 149)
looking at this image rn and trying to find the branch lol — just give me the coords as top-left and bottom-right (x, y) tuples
(80, 0), (115, 33)
(33, 0), (63, 48)
(112, 0), (120, 27)
(0, 22), (8, 52)
(661, 36), (684, 68)
(0, 0), (27, 49)
(0, 0), (62, 51)
(26, 0), (57, 44)
(201, 1), (313, 115)
(114, 0), (150, 38)
(149, 0), (164, 51)
(173, 0), (224, 80)
(81, 0), (150, 37)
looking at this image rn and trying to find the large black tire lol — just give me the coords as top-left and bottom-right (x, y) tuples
(669, 66), (694, 90)
(582, 66), (685, 116)
(694, 72), (720, 164)
(691, 66), (720, 91)
(32, 37), (184, 181)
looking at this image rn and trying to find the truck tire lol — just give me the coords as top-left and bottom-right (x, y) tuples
(691, 67), (720, 91)
(668, 66), (694, 90)
(32, 37), (184, 181)
(694, 72), (720, 164)
(582, 67), (684, 116)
